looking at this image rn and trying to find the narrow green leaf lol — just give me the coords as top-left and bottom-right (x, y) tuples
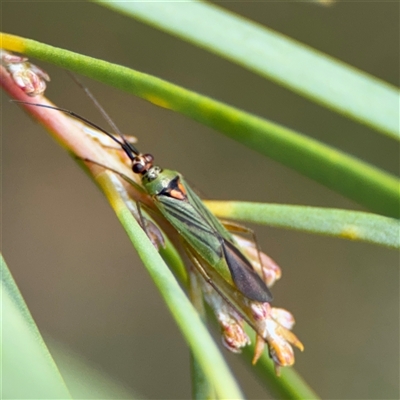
(1, 33), (398, 218)
(190, 350), (216, 400)
(97, 0), (400, 140)
(1, 255), (72, 399)
(205, 201), (400, 249)
(97, 172), (244, 400)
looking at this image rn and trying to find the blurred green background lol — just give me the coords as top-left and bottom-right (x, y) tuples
(2, 1), (399, 399)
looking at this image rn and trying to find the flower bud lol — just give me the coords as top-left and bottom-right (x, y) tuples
(1, 50), (50, 96)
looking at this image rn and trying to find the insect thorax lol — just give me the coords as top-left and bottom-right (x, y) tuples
(142, 168), (181, 196)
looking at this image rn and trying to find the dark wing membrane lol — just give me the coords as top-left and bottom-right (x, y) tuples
(222, 239), (273, 302)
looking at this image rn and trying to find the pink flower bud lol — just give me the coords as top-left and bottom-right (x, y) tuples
(1, 50), (50, 96)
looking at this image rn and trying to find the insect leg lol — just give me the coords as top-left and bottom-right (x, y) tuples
(136, 201), (165, 250)
(136, 200), (147, 230)
(183, 244), (269, 344)
(220, 220), (254, 235)
(221, 220), (264, 276)
(80, 156), (165, 248)
(220, 220), (259, 251)
(184, 244), (242, 314)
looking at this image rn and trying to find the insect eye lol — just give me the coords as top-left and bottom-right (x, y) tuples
(133, 162), (145, 174)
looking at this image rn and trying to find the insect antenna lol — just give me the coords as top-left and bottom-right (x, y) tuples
(12, 100), (139, 161)
(68, 73), (122, 137)
(67, 73), (140, 156)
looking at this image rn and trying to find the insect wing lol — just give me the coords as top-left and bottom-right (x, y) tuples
(154, 183), (226, 272)
(155, 174), (272, 302)
(183, 179), (273, 302)
(221, 239), (273, 302)
(183, 178), (231, 241)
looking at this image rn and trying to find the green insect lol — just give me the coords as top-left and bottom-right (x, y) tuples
(129, 156), (273, 303)
(17, 100), (275, 355)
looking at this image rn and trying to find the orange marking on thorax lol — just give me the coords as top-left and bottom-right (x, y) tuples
(178, 181), (187, 195)
(170, 188), (186, 200)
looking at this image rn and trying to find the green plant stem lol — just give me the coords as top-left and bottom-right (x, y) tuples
(97, 0), (399, 140)
(1, 255), (72, 399)
(206, 201), (400, 249)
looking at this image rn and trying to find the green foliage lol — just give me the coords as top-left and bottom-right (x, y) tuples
(1, 256), (142, 399)
(1, 255), (71, 399)
(98, 0), (399, 140)
(206, 201), (400, 249)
